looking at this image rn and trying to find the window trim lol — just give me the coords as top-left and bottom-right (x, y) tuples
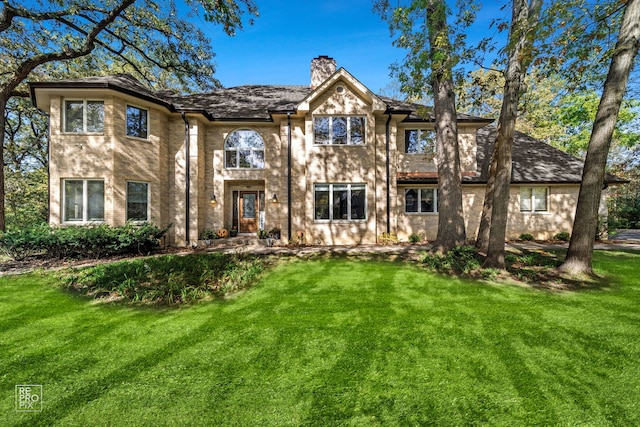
(63, 99), (105, 134)
(404, 187), (438, 214)
(314, 183), (367, 222)
(62, 178), (105, 224)
(520, 186), (549, 213)
(125, 104), (149, 140)
(224, 129), (266, 169)
(405, 129), (436, 155)
(313, 115), (366, 145)
(126, 181), (150, 222)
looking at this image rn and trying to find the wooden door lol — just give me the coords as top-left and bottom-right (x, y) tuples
(239, 191), (258, 233)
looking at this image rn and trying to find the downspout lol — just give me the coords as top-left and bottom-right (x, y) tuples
(287, 112), (292, 241)
(385, 113), (392, 234)
(181, 112), (190, 245)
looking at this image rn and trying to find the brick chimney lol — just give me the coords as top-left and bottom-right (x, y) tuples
(311, 56), (337, 88)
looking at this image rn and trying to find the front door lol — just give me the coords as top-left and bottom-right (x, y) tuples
(239, 191), (258, 233)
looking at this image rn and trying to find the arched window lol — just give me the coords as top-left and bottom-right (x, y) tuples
(224, 129), (265, 169)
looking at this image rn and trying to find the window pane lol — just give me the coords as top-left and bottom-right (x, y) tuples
(314, 117), (330, 144)
(421, 188), (435, 212)
(350, 117), (365, 145)
(127, 182), (148, 221)
(405, 189), (418, 212)
(239, 150), (251, 168)
(225, 149), (237, 168)
(65, 101), (84, 133)
(242, 193), (256, 218)
(315, 185), (330, 220)
(333, 117), (347, 145)
(86, 101), (104, 132)
(242, 130), (264, 149)
(420, 130), (436, 154)
(225, 132), (241, 148)
(520, 188), (532, 211)
(332, 185), (348, 219)
(533, 188), (547, 211)
(126, 105), (148, 138)
(64, 180), (84, 221)
(405, 130), (419, 153)
(250, 150), (265, 168)
(87, 181), (105, 221)
(351, 185), (366, 219)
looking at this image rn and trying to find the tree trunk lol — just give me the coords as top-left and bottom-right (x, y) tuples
(475, 147), (498, 252)
(0, 97), (6, 230)
(484, 0), (541, 269)
(432, 76), (466, 252)
(559, 0), (640, 275)
(426, 0), (466, 253)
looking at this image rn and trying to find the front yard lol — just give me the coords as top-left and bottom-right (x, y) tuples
(2, 251), (640, 426)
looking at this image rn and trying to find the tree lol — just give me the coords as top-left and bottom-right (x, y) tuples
(559, 0), (640, 274)
(376, 0), (474, 252)
(483, 0), (541, 268)
(0, 0), (258, 231)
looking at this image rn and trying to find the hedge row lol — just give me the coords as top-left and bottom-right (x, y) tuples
(0, 222), (170, 261)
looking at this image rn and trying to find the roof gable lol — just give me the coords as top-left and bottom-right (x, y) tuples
(297, 68), (386, 113)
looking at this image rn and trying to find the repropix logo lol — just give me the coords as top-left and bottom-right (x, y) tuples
(15, 385), (43, 412)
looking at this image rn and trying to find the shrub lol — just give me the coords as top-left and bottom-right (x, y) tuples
(519, 233), (534, 241)
(553, 231), (571, 241)
(408, 233), (422, 243)
(379, 232), (399, 245)
(421, 246), (480, 276)
(63, 253), (264, 304)
(0, 222), (170, 260)
(200, 228), (218, 240)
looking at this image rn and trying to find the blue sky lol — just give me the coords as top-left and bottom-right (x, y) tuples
(199, 0), (509, 93)
(201, 0), (403, 92)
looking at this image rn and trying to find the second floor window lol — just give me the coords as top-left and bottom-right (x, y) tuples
(126, 105), (148, 139)
(224, 129), (265, 169)
(64, 100), (104, 133)
(405, 129), (436, 154)
(314, 116), (365, 145)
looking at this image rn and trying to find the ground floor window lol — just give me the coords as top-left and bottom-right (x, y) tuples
(127, 181), (149, 221)
(405, 188), (438, 213)
(520, 187), (548, 212)
(63, 179), (105, 222)
(314, 183), (366, 221)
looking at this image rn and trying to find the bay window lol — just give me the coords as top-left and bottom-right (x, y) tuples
(126, 105), (148, 139)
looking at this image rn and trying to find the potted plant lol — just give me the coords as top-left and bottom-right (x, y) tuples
(268, 227), (281, 240)
(229, 225), (238, 237)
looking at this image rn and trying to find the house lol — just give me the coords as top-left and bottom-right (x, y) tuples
(28, 56), (624, 246)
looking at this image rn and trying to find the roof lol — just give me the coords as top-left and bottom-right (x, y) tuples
(29, 73), (490, 123)
(397, 125), (627, 185)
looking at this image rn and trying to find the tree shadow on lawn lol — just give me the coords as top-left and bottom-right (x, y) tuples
(11, 309), (222, 427)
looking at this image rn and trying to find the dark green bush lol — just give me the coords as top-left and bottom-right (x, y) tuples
(63, 253), (264, 304)
(421, 246), (480, 276)
(519, 233), (535, 241)
(408, 233), (422, 243)
(0, 222), (170, 260)
(553, 231), (571, 241)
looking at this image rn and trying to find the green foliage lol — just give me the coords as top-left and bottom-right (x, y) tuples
(200, 228), (218, 240)
(421, 245), (480, 276)
(63, 253), (264, 304)
(0, 222), (169, 260)
(553, 231), (571, 241)
(4, 168), (48, 230)
(408, 233), (422, 243)
(519, 233), (535, 241)
(379, 232), (399, 245)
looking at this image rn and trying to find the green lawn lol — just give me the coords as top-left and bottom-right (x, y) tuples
(2, 251), (640, 426)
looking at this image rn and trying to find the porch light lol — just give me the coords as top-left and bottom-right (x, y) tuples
(271, 194), (278, 204)
(210, 194), (218, 206)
